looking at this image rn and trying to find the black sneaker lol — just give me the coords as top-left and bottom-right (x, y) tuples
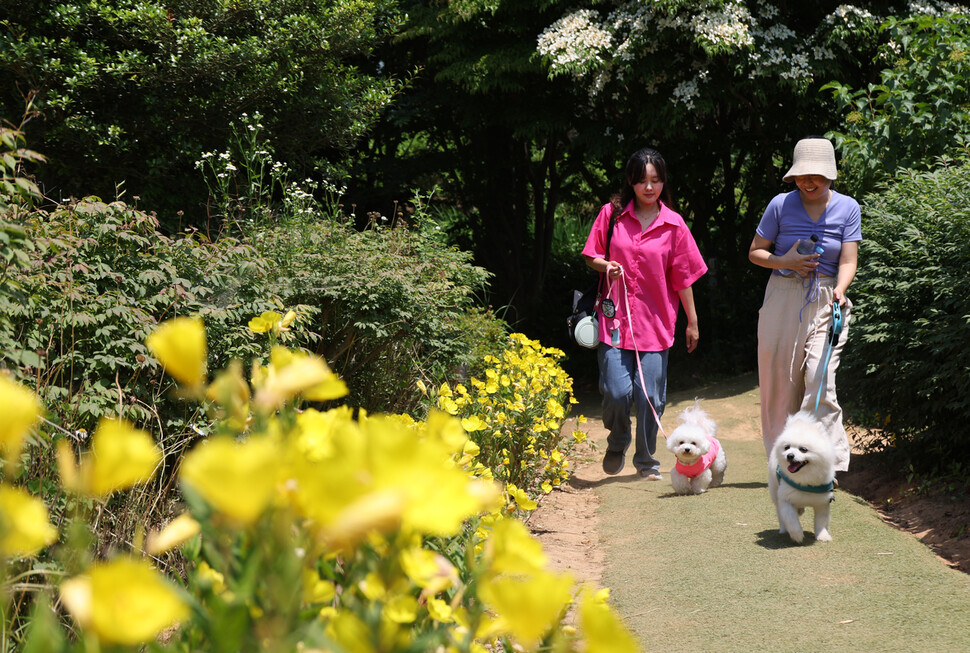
(602, 450), (625, 475)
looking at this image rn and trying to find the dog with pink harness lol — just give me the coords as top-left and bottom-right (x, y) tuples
(666, 403), (727, 495)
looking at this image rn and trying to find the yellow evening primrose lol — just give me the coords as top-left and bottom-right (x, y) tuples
(248, 311), (283, 334)
(384, 594), (418, 624)
(399, 546), (458, 595)
(146, 316), (207, 388)
(60, 558), (188, 646)
(541, 481), (552, 494)
(426, 596), (453, 623)
(180, 436), (280, 525)
(483, 518), (547, 575)
(0, 375), (43, 464)
(145, 513), (201, 556)
(253, 347), (348, 410)
(0, 484), (57, 557)
(478, 569), (574, 649)
(415, 379), (428, 396)
(506, 484), (537, 511)
(60, 419), (162, 498)
(302, 568), (336, 605)
(206, 360), (251, 429)
(579, 586), (640, 653)
(460, 415), (488, 432)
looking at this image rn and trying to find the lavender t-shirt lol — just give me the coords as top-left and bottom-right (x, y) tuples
(756, 190), (862, 277)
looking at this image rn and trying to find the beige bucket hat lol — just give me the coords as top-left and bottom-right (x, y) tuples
(782, 137), (838, 182)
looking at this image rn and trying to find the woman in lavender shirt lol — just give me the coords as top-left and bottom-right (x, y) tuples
(748, 137), (862, 473)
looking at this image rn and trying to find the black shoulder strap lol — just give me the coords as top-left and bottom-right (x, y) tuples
(598, 203), (621, 297)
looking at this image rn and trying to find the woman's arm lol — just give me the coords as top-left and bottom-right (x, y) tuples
(584, 255), (624, 280)
(834, 241), (858, 306)
(748, 234), (819, 276)
(678, 286), (699, 353)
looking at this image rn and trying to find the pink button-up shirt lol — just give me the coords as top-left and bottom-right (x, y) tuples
(582, 200), (707, 351)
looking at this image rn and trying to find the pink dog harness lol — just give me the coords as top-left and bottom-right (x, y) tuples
(675, 437), (721, 478)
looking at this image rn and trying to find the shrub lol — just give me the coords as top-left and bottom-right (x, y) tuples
(0, 198), (297, 434)
(255, 212), (508, 415)
(431, 333), (587, 501)
(841, 162), (970, 469)
(0, 318), (638, 653)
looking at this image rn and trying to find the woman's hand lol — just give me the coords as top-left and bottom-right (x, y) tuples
(779, 241), (820, 276)
(605, 260), (623, 280)
(684, 322), (699, 353)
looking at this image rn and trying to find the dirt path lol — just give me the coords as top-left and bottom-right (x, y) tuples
(532, 373), (970, 649)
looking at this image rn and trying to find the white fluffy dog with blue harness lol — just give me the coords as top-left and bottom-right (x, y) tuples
(768, 411), (836, 543)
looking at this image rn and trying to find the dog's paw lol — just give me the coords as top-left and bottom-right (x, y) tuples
(815, 530), (833, 542)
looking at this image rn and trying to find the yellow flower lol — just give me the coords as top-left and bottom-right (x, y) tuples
(60, 558), (188, 646)
(145, 513), (201, 555)
(399, 546), (458, 595)
(460, 415), (488, 432)
(415, 379), (428, 396)
(0, 484), (57, 557)
(146, 317), (207, 388)
(253, 347), (348, 410)
(180, 436), (280, 524)
(427, 596), (453, 622)
(248, 311), (283, 333)
(478, 569), (574, 648)
(0, 375), (43, 464)
(483, 518), (547, 575)
(384, 594), (418, 624)
(60, 419), (161, 498)
(302, 568), (336, 605)
(506, 484), (537, 511)
(579, 586), (640, 653)
(206, 360), (251, 429)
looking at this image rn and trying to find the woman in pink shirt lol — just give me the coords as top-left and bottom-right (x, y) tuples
(582, 148), (708, 479)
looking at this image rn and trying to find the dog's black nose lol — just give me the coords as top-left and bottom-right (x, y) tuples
(786, 453), (797, 462)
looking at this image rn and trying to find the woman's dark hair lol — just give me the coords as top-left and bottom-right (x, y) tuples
(615, 147), (673, 209)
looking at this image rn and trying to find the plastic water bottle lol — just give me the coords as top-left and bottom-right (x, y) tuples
(797, 234), (823, 256)
(779, 235), (823, 276)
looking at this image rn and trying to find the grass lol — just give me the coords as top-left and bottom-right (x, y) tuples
(588, 377), (970, 652)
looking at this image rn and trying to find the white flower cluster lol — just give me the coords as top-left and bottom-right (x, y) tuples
(537, 9), (613, 70)
(687, 1), (755, 49)
(907, 0), (970, 14)
(825, 5), (877, 26)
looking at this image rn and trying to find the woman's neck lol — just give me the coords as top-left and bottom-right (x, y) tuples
(634, 201), (660, 229)
(800, 189), (832, 221)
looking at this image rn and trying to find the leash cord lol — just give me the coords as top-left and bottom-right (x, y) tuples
(606, 273), (667, 438)
(813, 300), (843, 416)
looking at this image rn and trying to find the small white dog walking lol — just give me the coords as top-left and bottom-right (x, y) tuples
(768, 411), (837, 543)
(666, 403), (726, 495)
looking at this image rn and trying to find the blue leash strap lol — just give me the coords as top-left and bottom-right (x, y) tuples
(813, 301), (843, 416)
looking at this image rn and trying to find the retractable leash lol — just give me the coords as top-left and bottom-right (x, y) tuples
(606, 271), (667, 438)
(813, 300), (843, 416)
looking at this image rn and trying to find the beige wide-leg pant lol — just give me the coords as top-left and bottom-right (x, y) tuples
(757, 273), (852, 471)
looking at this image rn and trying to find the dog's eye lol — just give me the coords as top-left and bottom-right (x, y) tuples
(799, 447), (808, 453)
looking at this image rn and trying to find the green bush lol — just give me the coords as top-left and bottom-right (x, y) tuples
(841, 162), (970, 468)
(0, 197), (294, 435)
(255, 213), (508, 415)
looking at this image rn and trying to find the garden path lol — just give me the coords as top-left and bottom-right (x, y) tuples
(531, 372), (970, 651)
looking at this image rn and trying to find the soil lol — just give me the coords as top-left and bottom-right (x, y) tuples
(529, 385), (970, 588)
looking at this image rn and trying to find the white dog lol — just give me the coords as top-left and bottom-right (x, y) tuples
(768, 411), (836, 543)
(666, 403), (726, 495)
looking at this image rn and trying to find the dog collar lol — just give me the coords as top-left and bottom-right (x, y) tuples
(775, 465), (834, 494)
